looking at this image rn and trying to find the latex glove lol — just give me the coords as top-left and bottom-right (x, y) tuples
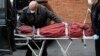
(92, 34), (99, 40)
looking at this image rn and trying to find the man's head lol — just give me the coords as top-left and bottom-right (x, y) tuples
(28, 1), (38, 13)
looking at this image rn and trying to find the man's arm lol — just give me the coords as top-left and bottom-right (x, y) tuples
(46, 8), (62, 23)
(19, 12), (26, 25)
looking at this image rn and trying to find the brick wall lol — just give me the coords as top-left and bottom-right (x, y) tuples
(48, 0), (91, 23)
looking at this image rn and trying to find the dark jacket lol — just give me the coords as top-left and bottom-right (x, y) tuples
(19, 4), (62, 28)
(6, 0), (17, 51)
(91, 2), (100, 35)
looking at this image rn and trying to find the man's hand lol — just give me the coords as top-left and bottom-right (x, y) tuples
(93, 34), (99, 40)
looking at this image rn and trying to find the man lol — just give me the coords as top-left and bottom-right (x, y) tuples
(91, 0), (100, 56)
(19, 1), (62, 56)
(7, 0), (17, 51)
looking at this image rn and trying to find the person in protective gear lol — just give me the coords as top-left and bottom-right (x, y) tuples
(91, 0), (100, 56)
(19, 1), (62, 56)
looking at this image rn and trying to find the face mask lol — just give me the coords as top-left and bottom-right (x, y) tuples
(31, 10), (35, 13)
(88, 0), (93, 5)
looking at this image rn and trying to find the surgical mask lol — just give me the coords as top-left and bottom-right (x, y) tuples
(88, 0), (93, 5)
(31, 10), (35, 13)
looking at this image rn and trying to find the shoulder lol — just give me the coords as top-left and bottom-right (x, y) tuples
(21, 6), (30, 13)
(38, 4), (47, 9)
(93, 2), (100, 11)
(22, 6), (29, 11)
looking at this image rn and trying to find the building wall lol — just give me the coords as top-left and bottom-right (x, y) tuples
(48, 0), (91, 23)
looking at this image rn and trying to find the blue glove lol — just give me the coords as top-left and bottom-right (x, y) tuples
(92, 34), (99, 40)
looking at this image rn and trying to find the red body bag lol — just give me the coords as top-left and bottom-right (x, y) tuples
(83, 23), (94, 36)
(40, 23), (65, 37)
(17, 25), (33, 35)
(68, 23), (84, 38)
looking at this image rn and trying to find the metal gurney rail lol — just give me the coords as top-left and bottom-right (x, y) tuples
(14, 33), (93, 56)
(33, 26), (93, 56)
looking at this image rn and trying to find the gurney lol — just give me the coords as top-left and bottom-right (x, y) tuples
(14, 23), (93, 56)
(14, 8), (93, 56)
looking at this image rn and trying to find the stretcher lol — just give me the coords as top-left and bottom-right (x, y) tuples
(14, 23), (93, 56)
(14, 31), (92, 56)
(14, 8), (93, 56)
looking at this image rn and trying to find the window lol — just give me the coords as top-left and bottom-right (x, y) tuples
(0, 0), (5, 25)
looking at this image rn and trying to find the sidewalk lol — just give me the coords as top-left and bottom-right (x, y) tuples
(5, 39), (95, 56)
